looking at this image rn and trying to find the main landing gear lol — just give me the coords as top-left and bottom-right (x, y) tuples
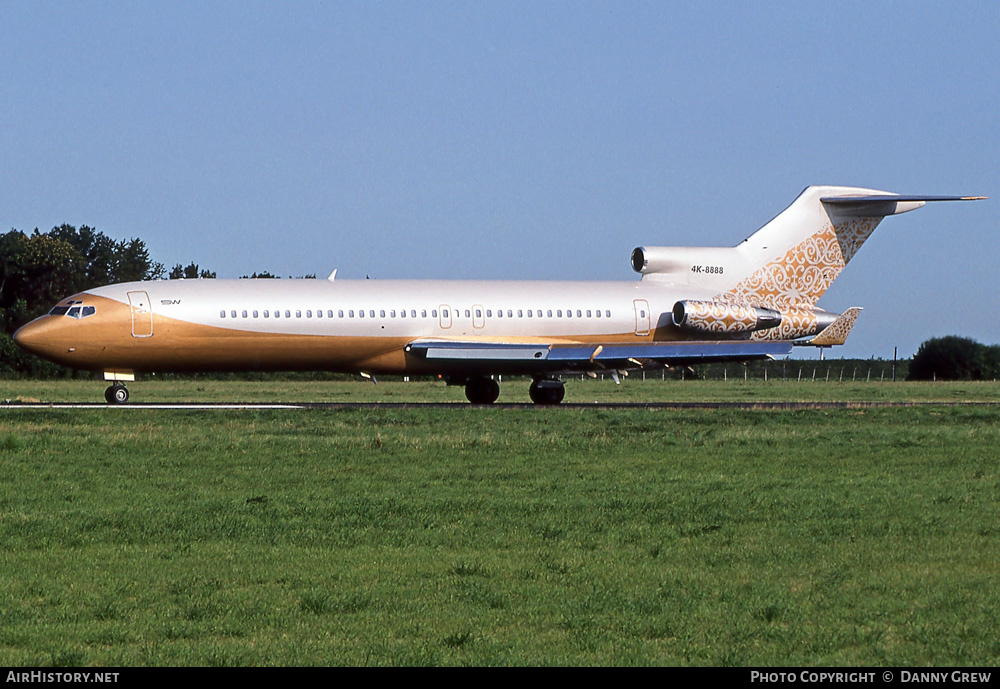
(461, 376), (566, 405)
(465, 377), (501, 404)
(528, 378), (565, 405)
(104, 383), (130, 405)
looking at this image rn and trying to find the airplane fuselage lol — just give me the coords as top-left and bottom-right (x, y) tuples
(15, 278), (704, 377)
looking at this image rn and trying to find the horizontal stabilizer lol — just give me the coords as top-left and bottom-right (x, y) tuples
(820, 194), (986, 217)
(801, 307), (862, 347)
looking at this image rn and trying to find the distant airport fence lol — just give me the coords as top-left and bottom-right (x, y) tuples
(578, 358), (912, 383)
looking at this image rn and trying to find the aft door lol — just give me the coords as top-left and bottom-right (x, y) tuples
(127, 291), (153, 338)
(633, 299), (650, 337)
(472, 304), (485, 331)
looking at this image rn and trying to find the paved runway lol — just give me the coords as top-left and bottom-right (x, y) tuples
(3, 401), (1000, 410)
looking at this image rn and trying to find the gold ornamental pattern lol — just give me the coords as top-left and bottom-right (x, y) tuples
(809, 307), (861, 346)
(749, 309), (818, 341)
(718, 216), (882, 310)
(680, 301), (762, 334)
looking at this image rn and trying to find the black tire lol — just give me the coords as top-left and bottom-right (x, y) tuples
(528, 379), (565, 405)
(465, 378), (500, 404)
(106, 385), (129, 405)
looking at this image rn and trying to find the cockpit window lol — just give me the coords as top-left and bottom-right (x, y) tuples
(51, 301), (96, 319)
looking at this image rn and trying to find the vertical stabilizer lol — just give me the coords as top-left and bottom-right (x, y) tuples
(718, 186), (893, 310)
(716, 187), (983, 311)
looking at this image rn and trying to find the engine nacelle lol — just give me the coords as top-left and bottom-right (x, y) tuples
(672, 300), (840, 340)
(631, 246), (735, 279)
(672, 300), (782, 335)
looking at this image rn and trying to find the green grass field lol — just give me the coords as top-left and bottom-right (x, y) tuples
(1, 379), (999, 666)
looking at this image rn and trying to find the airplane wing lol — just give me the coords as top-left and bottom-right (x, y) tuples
(405, 339), (792, 374)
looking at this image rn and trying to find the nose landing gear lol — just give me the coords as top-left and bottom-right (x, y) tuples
(105, 383), (130, 405)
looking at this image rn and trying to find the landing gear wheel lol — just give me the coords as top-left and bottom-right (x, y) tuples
(465, 377), (500, 404)
(529, 378), (565, 405)
(105, 384), (130, 405)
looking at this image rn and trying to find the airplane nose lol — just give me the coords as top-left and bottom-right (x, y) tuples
(13, 318), (59, 358)
(14, 320), (38, 353)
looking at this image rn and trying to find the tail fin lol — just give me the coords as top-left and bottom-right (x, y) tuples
(720, 186), (983, 309)
(634, 186), (983, 309)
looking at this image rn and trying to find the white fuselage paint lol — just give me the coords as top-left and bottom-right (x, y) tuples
(92, 278), (710, 341)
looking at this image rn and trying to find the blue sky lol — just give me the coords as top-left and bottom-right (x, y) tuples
(2, 1), (997, 358)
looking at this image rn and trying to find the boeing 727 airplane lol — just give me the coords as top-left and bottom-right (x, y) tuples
(13, 186), (984, 404)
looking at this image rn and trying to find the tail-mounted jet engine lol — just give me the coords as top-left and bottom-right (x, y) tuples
(672, 300), (839, 340)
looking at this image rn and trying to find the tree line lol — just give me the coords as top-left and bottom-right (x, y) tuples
(907, 336), (1000, 381)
